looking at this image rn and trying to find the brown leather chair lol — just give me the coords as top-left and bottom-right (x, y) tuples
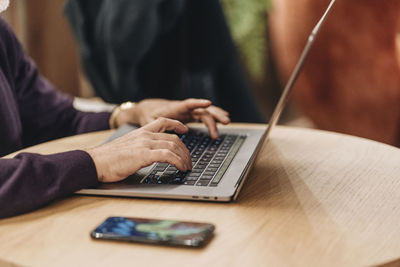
(269, 0), (400, 146)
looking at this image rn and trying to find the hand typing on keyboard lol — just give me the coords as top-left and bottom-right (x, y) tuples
(86, 118), (192, 183)
(114, 98), (231, 139)
(143, 130), (244, 187)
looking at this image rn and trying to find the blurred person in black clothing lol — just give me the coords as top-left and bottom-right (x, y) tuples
(65, 0), (263, 123)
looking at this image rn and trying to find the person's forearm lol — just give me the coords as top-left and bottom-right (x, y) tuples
(71, 109), (111, 134)
(0, 151), (98, 219)
(270, 0), (400, 145)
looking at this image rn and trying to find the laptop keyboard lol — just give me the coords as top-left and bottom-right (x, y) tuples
(142, 130), (246, 187)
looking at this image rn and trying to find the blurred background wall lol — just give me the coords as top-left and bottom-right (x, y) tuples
(269, 0), (400, 146)
(1, 0), (90, 97)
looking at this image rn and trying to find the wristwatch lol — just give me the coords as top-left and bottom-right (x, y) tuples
(109, 101), (136, 129)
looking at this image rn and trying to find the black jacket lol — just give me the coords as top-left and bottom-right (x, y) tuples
(65, 0), (262, 122)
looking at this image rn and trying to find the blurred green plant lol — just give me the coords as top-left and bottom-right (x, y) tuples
(221, 0), (271, 82)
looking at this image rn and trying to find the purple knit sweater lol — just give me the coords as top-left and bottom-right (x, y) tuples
(0, 19), (111, 218)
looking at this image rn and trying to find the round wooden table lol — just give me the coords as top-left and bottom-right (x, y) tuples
(1, 124), (400, 267)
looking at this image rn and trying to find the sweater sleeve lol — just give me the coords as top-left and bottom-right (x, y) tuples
(0, 18), (111, 147)
(0, 150), (98, 219)
(16, 53), (111, 147)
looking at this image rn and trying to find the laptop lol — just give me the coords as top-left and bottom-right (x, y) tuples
(77, 0), (335, 201)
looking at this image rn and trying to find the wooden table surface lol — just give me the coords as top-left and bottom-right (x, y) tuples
(1, 124), (400, 267)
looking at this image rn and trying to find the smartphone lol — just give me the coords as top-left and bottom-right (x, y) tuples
(91, 216), (215, 247)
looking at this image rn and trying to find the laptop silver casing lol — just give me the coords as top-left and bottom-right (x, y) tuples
(77, 124), (266, 202)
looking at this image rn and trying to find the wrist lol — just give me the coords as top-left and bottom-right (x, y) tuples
(85, 147), (106, 182)
(109, 101), (137, 129)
